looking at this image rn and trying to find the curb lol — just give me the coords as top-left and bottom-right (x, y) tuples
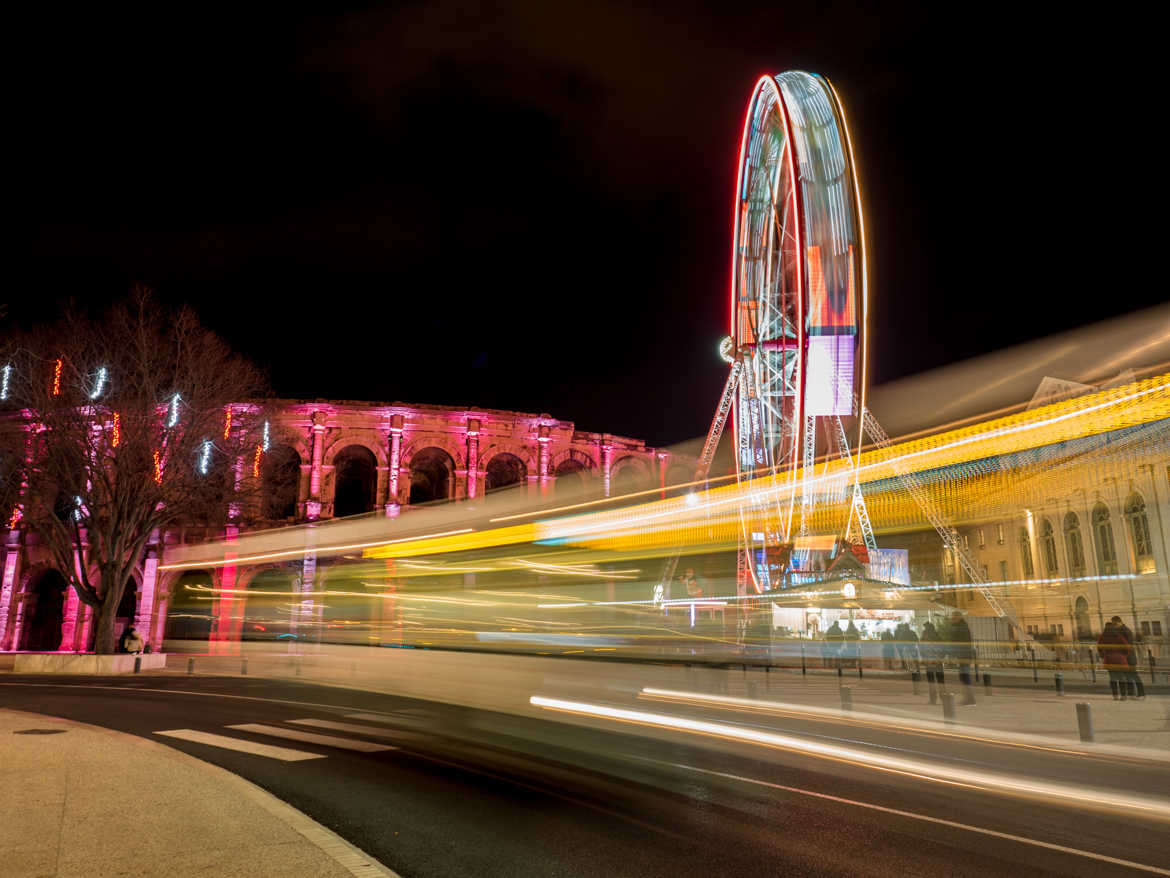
(0, 708), (400, 878)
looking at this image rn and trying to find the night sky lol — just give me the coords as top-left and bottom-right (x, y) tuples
(16, 3), (1163, 446)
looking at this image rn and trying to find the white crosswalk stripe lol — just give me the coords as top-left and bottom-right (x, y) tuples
(154, 728), (325, 761)
(288, 718), (404, 740)
(228, 723), (399, 753)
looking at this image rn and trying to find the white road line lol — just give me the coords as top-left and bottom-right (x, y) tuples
(227, 723), (398, 753)
(154, 728), (325, 761)
(344, 713), (402, 725)
(289, 718), (404, 740)
(650, 759), (1170, 876)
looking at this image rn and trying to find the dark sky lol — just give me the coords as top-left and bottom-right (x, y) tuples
(16, 2), (1164, 446)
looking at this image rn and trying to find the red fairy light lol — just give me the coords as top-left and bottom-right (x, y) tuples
(252, 444), (263, 478)
(8, 507), (22, 528)
(52, 358), (62, 396)
(112, 412), (121, 447)
(153, 450), (163, 484)
(223, 406), (233, 440)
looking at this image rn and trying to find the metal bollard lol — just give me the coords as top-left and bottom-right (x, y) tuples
(800, 644), (806, 676)
(1075, 702), (1094, 742)
(840, 686), (853, 711)
(857, 662), (863, 679)
(1054, 672), (1065, 696)
(942, 692), (956, 723)
(983, 673), (992, 694)
(133, 656), (141, 673)
(1150, 651), (1157, 684)
(187, 657), (195, 675)
(1030, 648), (1038, 682)
(911, 671), (921, 695)
(241, 656), (248, 675)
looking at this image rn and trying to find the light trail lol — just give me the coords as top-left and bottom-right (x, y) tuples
(529, 696), (1170, 819)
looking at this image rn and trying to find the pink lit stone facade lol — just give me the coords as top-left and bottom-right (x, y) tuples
(0, 399), (690, 654)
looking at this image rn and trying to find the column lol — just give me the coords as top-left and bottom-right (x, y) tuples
(135, 534), (160, 642)
(307, 411), (326, 520)
(537, 425), (551, 496)
(387, 415), (403, 516)
(466, 420), (480, 500)
(0, 531), (22, 651)
(211, 526), (239, 654)
(600, 439), (613, 498)
(59, 546), (86, 652)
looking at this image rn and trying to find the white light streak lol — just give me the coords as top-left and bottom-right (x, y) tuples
(89, 366), (108, 399)
(167, 393), (181, 428)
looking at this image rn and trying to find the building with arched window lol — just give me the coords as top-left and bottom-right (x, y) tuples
(0, 399), (688, 654)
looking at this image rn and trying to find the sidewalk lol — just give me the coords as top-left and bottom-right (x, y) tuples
(0, 709), (396, 878)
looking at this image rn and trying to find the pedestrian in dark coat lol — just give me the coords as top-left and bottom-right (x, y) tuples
(825, 621), (845, 670)
(880, 630), (895, 670)
(949, 612), (976, 704)
(920, 622), (944, 703)
(1098, 621), (1131, 700)
(1111, 616), (1146, 699)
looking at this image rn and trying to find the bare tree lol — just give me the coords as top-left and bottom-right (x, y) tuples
(2, 289), (269, 653)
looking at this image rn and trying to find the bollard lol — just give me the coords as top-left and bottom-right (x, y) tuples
(1030, 649), (1038, 683)
(911, 671), (921, 695)
(983, 673), (992, 694)
(837, 665), (843, 679)
(241, 656), (248, 675)
(1075, 702), (1094, 742)
(187, 657), (195, 675)
(840, 686), (853, 711)
(1054, 672), (1065, 696)
(133, 655), (141, 673)
(942, 692), (956, 723)
(800, 644), (806, 676)
(857, 662), (863, 679)
(1150, 651), (1157, 684)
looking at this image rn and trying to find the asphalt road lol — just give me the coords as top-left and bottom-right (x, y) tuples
(1, 674), (1168, 877)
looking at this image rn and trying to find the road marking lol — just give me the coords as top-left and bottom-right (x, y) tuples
(154, 728), (325, 761)
(227, 723), (398, 753)
(530, 696), (1170, 820)
(289, 718), (404, 740)
(649, 759), (1170, 876)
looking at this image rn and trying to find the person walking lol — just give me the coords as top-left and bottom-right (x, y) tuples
(845, 621), (861, 672)
(920, 621), (945, 704)
(949, 612), (976, 705)
(1097, 620), (1132, 700)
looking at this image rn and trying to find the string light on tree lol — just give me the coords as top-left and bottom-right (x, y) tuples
(1, 364), (10, 401)
(52, 358), (62, 396)
(262, 420), (270, 451)
(89, 366), (108, 400)
(153, 450), (163, 484)
(199, 440), (213, 475)
(112, 412), (121, 447)
(167, 393), (181, 428)
(223, 406), (232, 440)
(253, 443), (263, 478)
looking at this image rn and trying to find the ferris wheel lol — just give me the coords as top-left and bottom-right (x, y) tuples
(664, 71), (871, 598)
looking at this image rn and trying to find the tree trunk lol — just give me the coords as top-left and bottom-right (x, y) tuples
(92, 595), (119, 655)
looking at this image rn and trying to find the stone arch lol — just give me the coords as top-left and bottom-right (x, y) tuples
(408, 446), (456, 505)
(113, 574), (140, 648)
(550, 448), (596, 472)
(332, 444), (378, 518)
(402, 435), (465, 470)
(162, 569), (217, 642)
(322, 433), (386, 469)
(484, 453), (527, 494)
(261, 444), (302, 520)
(19, 566), (68, 651)
(611, 455), (651, 496)
(477, 442), (537, 473)
(665, 464), (692, 487)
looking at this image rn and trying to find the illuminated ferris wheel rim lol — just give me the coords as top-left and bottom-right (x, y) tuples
(728, 70), (869, 577)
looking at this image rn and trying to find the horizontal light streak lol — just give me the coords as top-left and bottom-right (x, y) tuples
(528, 696), (1170, 819)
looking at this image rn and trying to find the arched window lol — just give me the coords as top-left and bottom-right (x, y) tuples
(1039, 518), (1058, 575)
(1074, 595), (1092, 641)
(484, 453), (526, 494)
(1018, 527), (1034, 578)
(1125, 492), (1155, 574)
(1064, 512), (1086, 576)
(332, 445), (377, 518)
(20, 568), (67, 651)
(553, 459), (587, 498)
(409, 447), (454, 505)
(1092, 503), (1117, 575)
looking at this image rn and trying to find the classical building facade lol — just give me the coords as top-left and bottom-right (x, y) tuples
(0, 399), (691, 654)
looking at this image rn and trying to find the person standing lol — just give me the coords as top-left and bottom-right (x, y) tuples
(825, 620), (845, 671)
(845, 621), (861, 671)
(920, 621), (945, 704)
(1098, 620), (1131, 700)
(880, 629), (895, 671)
(949, 612), (976, 705)
(1111, 616), (1146, 699)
